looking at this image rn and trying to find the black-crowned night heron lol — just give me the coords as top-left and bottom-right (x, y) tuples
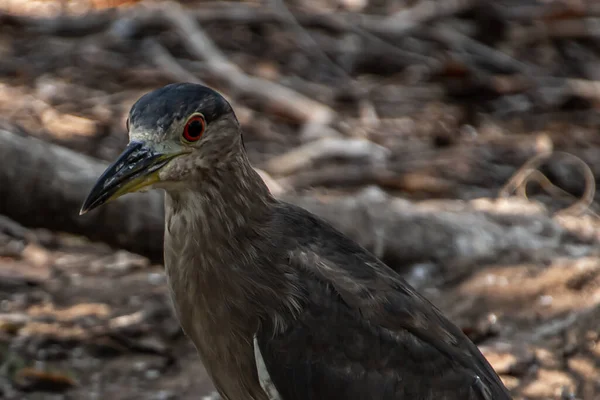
(80, 83), (512, 400)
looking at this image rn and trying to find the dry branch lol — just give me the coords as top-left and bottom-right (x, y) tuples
(263, 137), (390, 176)
(280, 134), (555, 197)
(159, 2), (336, 131)
(359, 0), (477, 39)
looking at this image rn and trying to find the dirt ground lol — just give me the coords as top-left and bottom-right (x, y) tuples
(2, 0), (600, 399)
(3, 211), (600, 400)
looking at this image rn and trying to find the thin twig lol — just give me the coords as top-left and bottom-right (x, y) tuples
(430, 24), (539, 75)
(144, 38), (204, 84)
(270, 0), (350, 82)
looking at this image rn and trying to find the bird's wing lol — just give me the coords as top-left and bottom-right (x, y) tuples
(255, 203), (511, 400)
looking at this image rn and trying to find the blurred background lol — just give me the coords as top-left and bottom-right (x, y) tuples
(1, 0), (600, 398)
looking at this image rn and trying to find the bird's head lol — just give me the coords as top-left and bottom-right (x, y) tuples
(80, 83), (241, 215)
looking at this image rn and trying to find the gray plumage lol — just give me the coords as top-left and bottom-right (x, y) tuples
(81, 83), (512, 400)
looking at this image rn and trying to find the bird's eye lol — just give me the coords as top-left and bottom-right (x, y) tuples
(182, 115), (206, 143)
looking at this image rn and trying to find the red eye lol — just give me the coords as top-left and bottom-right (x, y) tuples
(182, 115), (205, 142)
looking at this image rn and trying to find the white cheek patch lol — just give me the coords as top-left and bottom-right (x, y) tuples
(253, 335), (282, 400)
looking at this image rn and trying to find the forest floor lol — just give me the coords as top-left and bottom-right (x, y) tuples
(2, 0), (600, 399)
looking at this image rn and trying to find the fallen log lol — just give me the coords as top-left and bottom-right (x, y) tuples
(0, 129), (591, 277)
(0, 128), (165, 261)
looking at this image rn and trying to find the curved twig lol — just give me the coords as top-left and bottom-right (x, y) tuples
(499, 151), (596, 217)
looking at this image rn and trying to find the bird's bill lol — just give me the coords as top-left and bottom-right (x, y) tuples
(80, 141), (178, 215)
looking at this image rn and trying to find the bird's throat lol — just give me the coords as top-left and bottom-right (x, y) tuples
(164, 157), (273, 238)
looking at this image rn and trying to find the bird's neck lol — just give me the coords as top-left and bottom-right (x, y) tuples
(162, 158), (280, 400)
(162, 153), (278, 301)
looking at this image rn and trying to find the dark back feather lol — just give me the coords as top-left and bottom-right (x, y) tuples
(255, 202), (511, 400)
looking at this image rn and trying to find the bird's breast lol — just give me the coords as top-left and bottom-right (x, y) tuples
(163, 221), (270, 400)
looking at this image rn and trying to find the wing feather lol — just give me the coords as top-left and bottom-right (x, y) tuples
(255, 203), (511, 400)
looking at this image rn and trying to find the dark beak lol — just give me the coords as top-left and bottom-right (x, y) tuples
(80, 141), (176, 215)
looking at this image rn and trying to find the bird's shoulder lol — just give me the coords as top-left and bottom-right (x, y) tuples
(256, 201), (511, 400)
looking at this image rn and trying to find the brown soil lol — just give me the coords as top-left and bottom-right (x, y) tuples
(2, 1), (600, 399)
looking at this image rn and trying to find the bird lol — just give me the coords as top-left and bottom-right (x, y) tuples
(80, 82), (512, 400)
